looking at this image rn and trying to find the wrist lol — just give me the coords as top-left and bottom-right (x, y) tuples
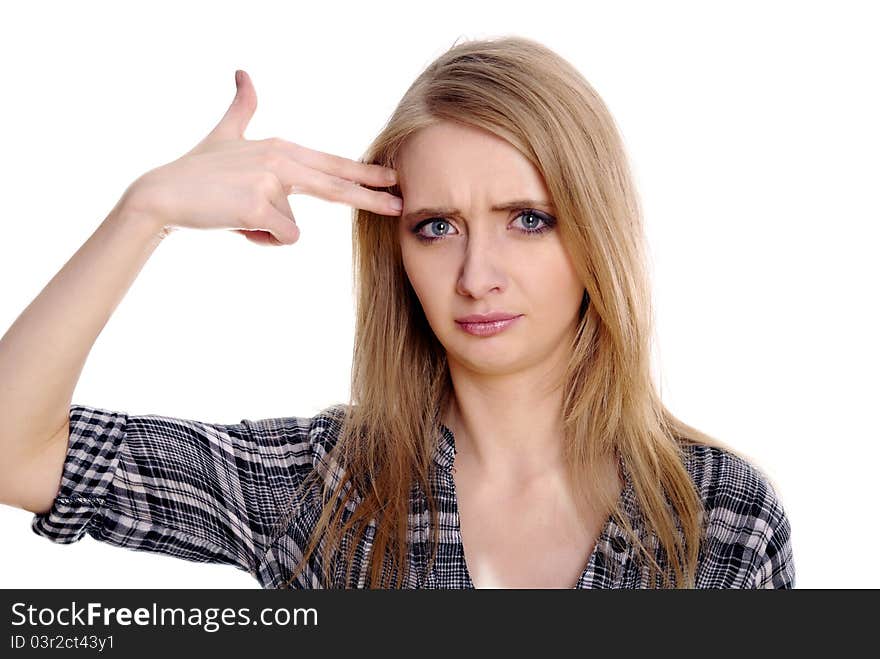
(105, 197), (173, 244)
(111, 184), (174, 241)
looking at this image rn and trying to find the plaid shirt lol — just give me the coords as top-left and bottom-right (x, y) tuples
(32, 404), (796, 588)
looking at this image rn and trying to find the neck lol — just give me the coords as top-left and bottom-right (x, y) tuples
(442, 361), (568, 483)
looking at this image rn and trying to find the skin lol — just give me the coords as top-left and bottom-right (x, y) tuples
(0, 68), (405, 514)
(395, 120), (621, 587)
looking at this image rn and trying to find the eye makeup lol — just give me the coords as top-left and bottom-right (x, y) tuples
(411, 208), (556, 244)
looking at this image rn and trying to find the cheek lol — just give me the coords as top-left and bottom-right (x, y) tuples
(526, 259), (583, 313)
(399, 242), (422, 288)
(401, 252), (445, 311)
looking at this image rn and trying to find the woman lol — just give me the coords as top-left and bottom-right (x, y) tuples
(0, 36), (795, 589)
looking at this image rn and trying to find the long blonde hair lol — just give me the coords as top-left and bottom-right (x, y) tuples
(279, 35), (736, 589)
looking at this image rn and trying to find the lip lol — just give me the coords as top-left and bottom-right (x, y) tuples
(455, 314), (523, 337)
(455, 312), (521, 323)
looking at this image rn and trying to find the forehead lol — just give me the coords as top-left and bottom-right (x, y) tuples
(396, 120), (549, 203)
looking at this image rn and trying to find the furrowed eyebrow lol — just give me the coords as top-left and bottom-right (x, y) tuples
(402, 199), (556, 224)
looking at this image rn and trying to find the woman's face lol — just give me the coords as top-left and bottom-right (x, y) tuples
(396, 120), (585, 377)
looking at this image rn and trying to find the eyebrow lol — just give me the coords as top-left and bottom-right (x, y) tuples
(402, 199), (556, 223)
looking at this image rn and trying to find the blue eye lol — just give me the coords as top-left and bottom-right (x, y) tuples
(412, 209), (556, 243)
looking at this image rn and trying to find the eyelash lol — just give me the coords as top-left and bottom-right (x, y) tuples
(411, 209), (556, 243)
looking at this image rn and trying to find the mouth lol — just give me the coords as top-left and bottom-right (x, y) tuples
(455, 314), (524, 337)
(455, 312), (521, 323)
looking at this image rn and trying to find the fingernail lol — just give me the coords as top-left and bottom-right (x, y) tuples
(390, 197), (403, 211)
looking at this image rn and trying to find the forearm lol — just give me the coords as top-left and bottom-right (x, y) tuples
(0, 198), (168, 464)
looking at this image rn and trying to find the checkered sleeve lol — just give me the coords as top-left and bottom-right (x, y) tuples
(31, 403), (317, 578)
(747, 481), (796, 589)
(692, 445), (797, 589)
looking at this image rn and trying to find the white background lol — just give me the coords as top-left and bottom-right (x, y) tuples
(1, 0), (877, 589)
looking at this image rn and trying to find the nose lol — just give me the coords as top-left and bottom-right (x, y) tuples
(455, 231), (509, 299)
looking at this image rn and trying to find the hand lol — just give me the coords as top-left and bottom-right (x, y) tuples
(119, 69), (401, 246)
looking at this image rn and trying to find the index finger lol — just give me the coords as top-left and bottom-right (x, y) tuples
(264, 138), (397, 187)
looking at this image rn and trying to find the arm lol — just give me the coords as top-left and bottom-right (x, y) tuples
(1, 67), (399, 523)
(30, 403), (321, 579)
(0, 198), (168, 512)
(692, 446), (797, 589)
(748, 494), (796, 589)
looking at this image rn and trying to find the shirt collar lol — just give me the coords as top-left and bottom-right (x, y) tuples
(433, 422), (457, 472)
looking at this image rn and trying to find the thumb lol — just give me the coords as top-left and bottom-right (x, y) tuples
(203, 69), (258, 145)
(233, 212), (300, 247)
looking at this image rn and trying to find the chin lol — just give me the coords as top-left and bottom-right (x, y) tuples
(457, 347), (525, 371)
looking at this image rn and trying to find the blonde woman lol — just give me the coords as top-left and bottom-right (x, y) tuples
(0, 36), (794, 589)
